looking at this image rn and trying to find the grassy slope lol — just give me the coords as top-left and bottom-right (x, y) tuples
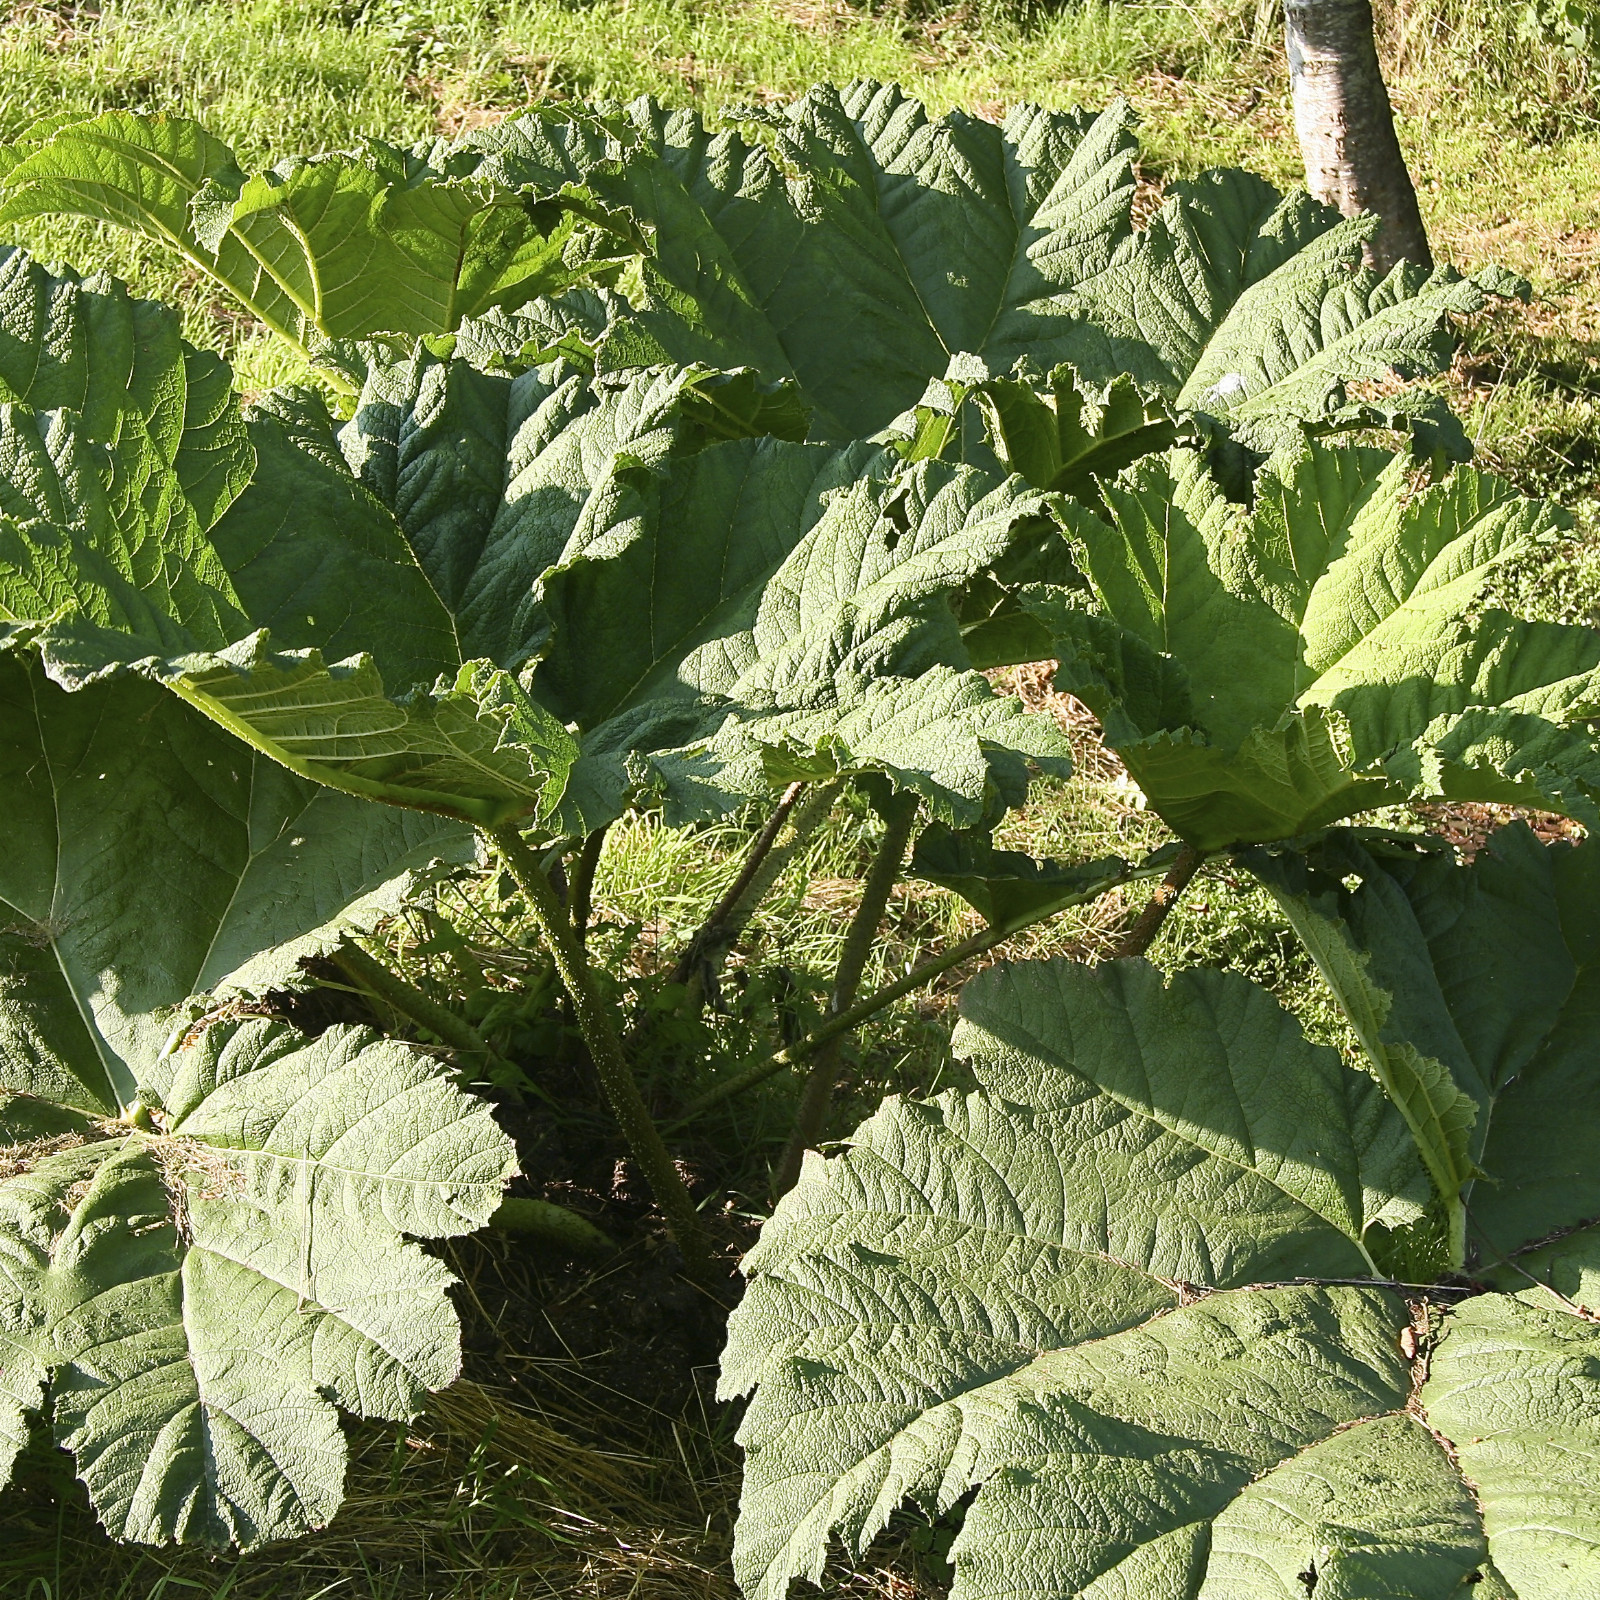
(3, 0), (1595, 543)
(1, 1), (1597, 1596)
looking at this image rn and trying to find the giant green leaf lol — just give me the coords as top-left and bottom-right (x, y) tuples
(213, 353), (797, 680)
(724, 951), (1600, 1600)
(0, 653), (472, 1114)
(0, 112), (630, 359)
(1247, 826), (1600, 1298)
(0, 245), (254, 650)
(491, 82), (1511, 454)
(0, 399), (250, 654)
(497, 86), (1137, 444)
(0, 90), (1511, 450)
(667, 460), (1060, 701)
(518, 435), (875, 728)
(1022, 439), (1600, 851)
(0, 262), (812, 824)
(538, 456), (1079, 823)
(1422, 1292), (1600, 1594)
(4, 258), (1072, 829)
(0, 1016), (515, 1545)
(722, 958), (1425, 1597)
(6, 333), (586, 826)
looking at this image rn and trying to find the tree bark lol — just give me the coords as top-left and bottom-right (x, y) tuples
(1285, 0), (1433, 274)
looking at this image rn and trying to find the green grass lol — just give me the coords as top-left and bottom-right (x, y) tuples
(3, 0), (1596, 484)
(3, 0), (1600, 1594)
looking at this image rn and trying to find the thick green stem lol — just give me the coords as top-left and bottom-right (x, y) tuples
(488, 827), (711, 1280)
(772, 793), (920, 1198)
(330, 941), (504, 1070)
(568, 826), (608, 950)
(672, 779), (843, 1010)
(489, 1197), (616, 1256)
(1106, 843), (1203, 962)
(670, 846), (1182, 1128)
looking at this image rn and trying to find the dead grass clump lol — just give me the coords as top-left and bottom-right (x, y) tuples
(989, 661), (1129, 788)
(1410, 800), (1585, 861)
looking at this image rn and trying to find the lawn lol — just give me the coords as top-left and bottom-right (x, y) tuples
(1, 0), (1597, 1595)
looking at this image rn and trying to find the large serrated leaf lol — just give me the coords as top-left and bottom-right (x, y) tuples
(528, 436), (879, 729)
(3, 256), (1072, 830)
(0, 246), (248, 529)
(0, 259), (812, 825)
(0, 653), (472, 1113)
(724, 951), (1600, 1600)
(501, 82), (1509, 456)
(722, 955), (1444, 1600)
(0, 401), (250, 652)
(555, 457), (1078, 823)
(1248, 826), (1600, 1299)
(1422, 1293), (1600, 1594)
(1023, 438), (1600, 850)
(571, 85), (1140, 444)
(0, 1168), (52, 1491)
(1194, 1413), (1487, 1599)
(0, 112), (629, 357)
(0, 1016), (515, 1543)
(645, 664), (1075, 828)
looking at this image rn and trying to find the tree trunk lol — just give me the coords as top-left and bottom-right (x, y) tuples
(1285, 0), (1433, 274)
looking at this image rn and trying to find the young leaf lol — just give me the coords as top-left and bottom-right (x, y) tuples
(0, 112), (630, 357)
(0, 1017), (515, 1545)
(0, 653), (472, 1112)
(1024, 439), (1600, 850)
(1248, 825), (1600, 1300)
(973, 365), (1182, 499)
(907, 822), (1134, 928)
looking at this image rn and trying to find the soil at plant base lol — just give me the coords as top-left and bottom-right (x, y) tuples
(462, 1100), (750, 1419)
(265, 962), (945, 1598)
